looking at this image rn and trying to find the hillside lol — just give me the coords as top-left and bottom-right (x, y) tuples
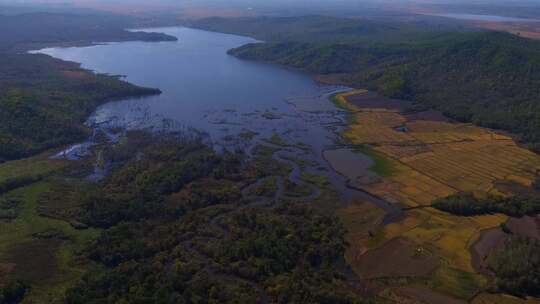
(0, 12), (176, 52)
(191, 15), (472, 44)
(0, 54), (160, 161)
(0, 12), (177, 161)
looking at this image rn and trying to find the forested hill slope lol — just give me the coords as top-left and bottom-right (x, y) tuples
(0, 54), (160, 161)
(194, 16), (540, 150)
(0, 12), (176, 52)
(0, 12), (176, 161)
(191, 15), (472, 44)
(363, 32), (540, 145)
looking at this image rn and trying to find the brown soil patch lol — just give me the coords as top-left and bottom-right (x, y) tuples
(345, 91), (411, 111)
(314, 73), (350, 86)
(471, 228), (507, 273)
(476, 21), (540, 40)
(404, 110), (450, 122)
(493, 180), (540, 197)
(5, 239), (62, 283)
(395, 285), (467, 304)
(337, 200), (386, 261)
(507, 216), (540, 240)
(0, 263), (16, 287)
(62, 70), (90, 79)
(354, 238), (439, 279)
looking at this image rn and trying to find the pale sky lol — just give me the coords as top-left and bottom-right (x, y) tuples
(2, 0), (539, 17)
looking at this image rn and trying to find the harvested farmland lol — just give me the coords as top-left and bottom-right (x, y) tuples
(334, 90), (540, 302)
(337, 90), (540, 205)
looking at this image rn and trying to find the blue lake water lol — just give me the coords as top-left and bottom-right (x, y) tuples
(34, 27), (343, 144)
(33, 26), (401, 215)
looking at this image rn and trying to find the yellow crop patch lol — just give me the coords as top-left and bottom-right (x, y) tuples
(335, 90), (537, 301)
(337, 90), (540, 204)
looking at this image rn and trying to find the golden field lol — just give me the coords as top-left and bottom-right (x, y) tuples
(334, 90), (540, 303)
(337, 90), (540, 205)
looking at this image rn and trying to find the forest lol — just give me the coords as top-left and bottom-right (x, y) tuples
(0, 12), (176, 52)
(433, 192), (540, 217)
(194, 16), (540, 149)
(37, 132), (365, 303)
(488, 237), (540, 297)
(0, 54), (160, 161)
(0, 11), (177, 161)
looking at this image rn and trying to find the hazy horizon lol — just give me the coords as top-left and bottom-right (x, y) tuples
(3, 0), (540, 13)
(2, 0), (540, 23)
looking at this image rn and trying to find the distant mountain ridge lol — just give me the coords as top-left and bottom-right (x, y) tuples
(0, 12), (177, 52)
(0, 12), (175, 160)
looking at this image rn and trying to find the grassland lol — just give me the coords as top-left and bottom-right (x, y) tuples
(0, 153), (69, 193)
(0, 155), (98, 303)
(334, 90), (540, 303)
(331, 90), (367, 111)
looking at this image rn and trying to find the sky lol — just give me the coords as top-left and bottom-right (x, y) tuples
(6, 0), (539, 8)
(2, 0), (540, 17)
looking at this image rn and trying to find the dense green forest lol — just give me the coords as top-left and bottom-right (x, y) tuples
(0, 280), (28, 304)
(0, 54), (160, 161)
(0, 11), (177, 161)
(190, 15), (468, 45)
(38, 132), (365, 303)
(0, 12), (176, 52)
(194, 16), (540, 149)
(488, 237), (540, 297)
(0, 129), (366, 302)
(432, 192), (540, 217)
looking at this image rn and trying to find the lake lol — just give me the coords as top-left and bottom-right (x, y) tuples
(33, 26), (400, 217)
(34, 27), (344, 148)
